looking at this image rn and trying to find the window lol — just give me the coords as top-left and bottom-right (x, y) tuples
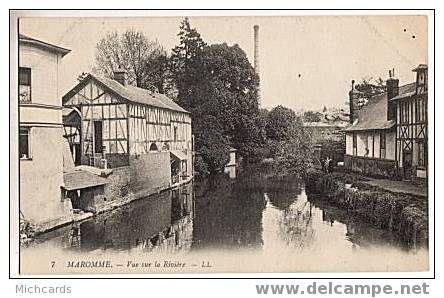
(19, 127), (31, 159)
(380, 132), (386, 159)
(19, 67), (31, 102)
(162, 142), (170, 151)
(400, 101), (410, 124)
(416, 97), (427, 123)
(173, 126), (178, 141)
(352, 133), (357, 156)
(418, 141), (426, 167)
(149, 143), (158, 151)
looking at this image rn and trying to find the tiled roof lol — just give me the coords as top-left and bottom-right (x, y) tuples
(63, 170), (108, 191)
(170, 150), (188, 161)
(390, 83), (417, 101)
(344, 82), (416, 132)
(65, 74), (189, 114)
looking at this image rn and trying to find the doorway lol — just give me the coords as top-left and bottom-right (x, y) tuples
(402, 149), (413, 180)
(94, 121), (103, 154)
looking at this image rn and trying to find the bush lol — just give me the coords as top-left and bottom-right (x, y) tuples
(305, 171), (428, 247)
(20, 218), (36, 246)
(194, 155), (209, 176)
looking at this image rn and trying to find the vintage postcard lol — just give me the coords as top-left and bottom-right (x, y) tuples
(10, 10), (433, 275)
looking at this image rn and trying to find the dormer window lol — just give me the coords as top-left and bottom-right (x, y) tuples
(19, 67), (31, 102)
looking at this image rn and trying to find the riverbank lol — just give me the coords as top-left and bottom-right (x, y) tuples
(305, 170), (428, 248)
(20, 177), (194, 245)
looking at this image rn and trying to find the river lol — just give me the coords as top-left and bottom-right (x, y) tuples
(22, 166), (428, 273)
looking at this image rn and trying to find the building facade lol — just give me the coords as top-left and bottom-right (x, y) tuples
(62, 70), (193, 192)
(18, 34), (72, 224)
(344, 65), (428, 180)
(392, 65), (428, 180)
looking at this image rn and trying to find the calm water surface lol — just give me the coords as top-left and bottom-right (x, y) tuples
(25, 166), (428, 272)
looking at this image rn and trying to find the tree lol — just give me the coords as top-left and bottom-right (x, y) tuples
(193, 115), (230, 173)
(94, 29), (170, 93)
(355, 76), (386, 96)
(266, 105), (297, 141)
(303, 110), (322, 123)
(170, 18), (264, 170)
(202, 43), (264, 159)
(170, 17), (208, 110)
(272, 122), (314, 177)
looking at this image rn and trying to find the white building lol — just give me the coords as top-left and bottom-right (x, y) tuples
(344, 66), (427, 180)
(19, 34), (72, 224)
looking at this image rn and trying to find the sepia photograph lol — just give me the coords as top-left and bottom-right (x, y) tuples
(10, 10), (432, 275)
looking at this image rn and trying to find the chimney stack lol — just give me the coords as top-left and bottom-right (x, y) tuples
(349, 80), (359, 124)
(114, 67), (127, 86)
(386, 68), (399, 121)
(254, 25), (261, 106)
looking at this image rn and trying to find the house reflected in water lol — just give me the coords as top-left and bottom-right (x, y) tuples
(30, 167), (418, 258)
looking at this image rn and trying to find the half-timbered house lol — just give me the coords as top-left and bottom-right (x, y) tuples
(344, 65), (428, 180)
(62, 70), (193, 191)
(391, 64), (428, 180)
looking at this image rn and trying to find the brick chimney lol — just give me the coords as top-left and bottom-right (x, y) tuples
(113, 68), (127, 86)
(386, 68), (399, 121)
(349, 80), (359, 124)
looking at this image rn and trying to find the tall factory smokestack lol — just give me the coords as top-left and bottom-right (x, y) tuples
(254, 25), (261, 107)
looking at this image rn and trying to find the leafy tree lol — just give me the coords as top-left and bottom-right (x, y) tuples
(272, 122), (314, 176)
(193, 115), (230, 173)
(170, 17), (208, 111)
(202, 43), (264, 159)
(266, 105), (297, 141)
(171, 18), (264, 170)
(94, 29), (170, 93)
(303, 110), (323, 123)
(355, 76), (386, 97)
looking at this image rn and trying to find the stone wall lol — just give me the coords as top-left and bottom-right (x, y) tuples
(129, 152), (171, 195)
(104, 166), (131, 201)
(304, 125), (344, 144)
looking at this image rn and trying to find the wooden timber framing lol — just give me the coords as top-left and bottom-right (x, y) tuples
(394, 65), (428, 178)
(62, 75), (192, 167)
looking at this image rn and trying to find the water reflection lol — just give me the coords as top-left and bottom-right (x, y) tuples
(30, 166), (416, 256)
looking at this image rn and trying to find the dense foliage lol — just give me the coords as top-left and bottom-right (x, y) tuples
(94, 18), (318, 175)
(265, 105), (298, 141)
(170, 18), (266, 170)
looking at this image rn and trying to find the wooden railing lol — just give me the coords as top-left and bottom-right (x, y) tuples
(344, 154), (397, 178)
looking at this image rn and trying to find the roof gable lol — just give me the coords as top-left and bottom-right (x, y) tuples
(63, 74), (189, 114)
(19, 33), (71, 57)
(344, 82), (415, 132)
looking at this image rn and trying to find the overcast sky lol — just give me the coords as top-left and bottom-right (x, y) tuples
(19, 15), (428, 111)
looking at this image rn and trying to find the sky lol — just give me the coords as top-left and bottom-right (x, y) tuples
(19, 15), (428, 111)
